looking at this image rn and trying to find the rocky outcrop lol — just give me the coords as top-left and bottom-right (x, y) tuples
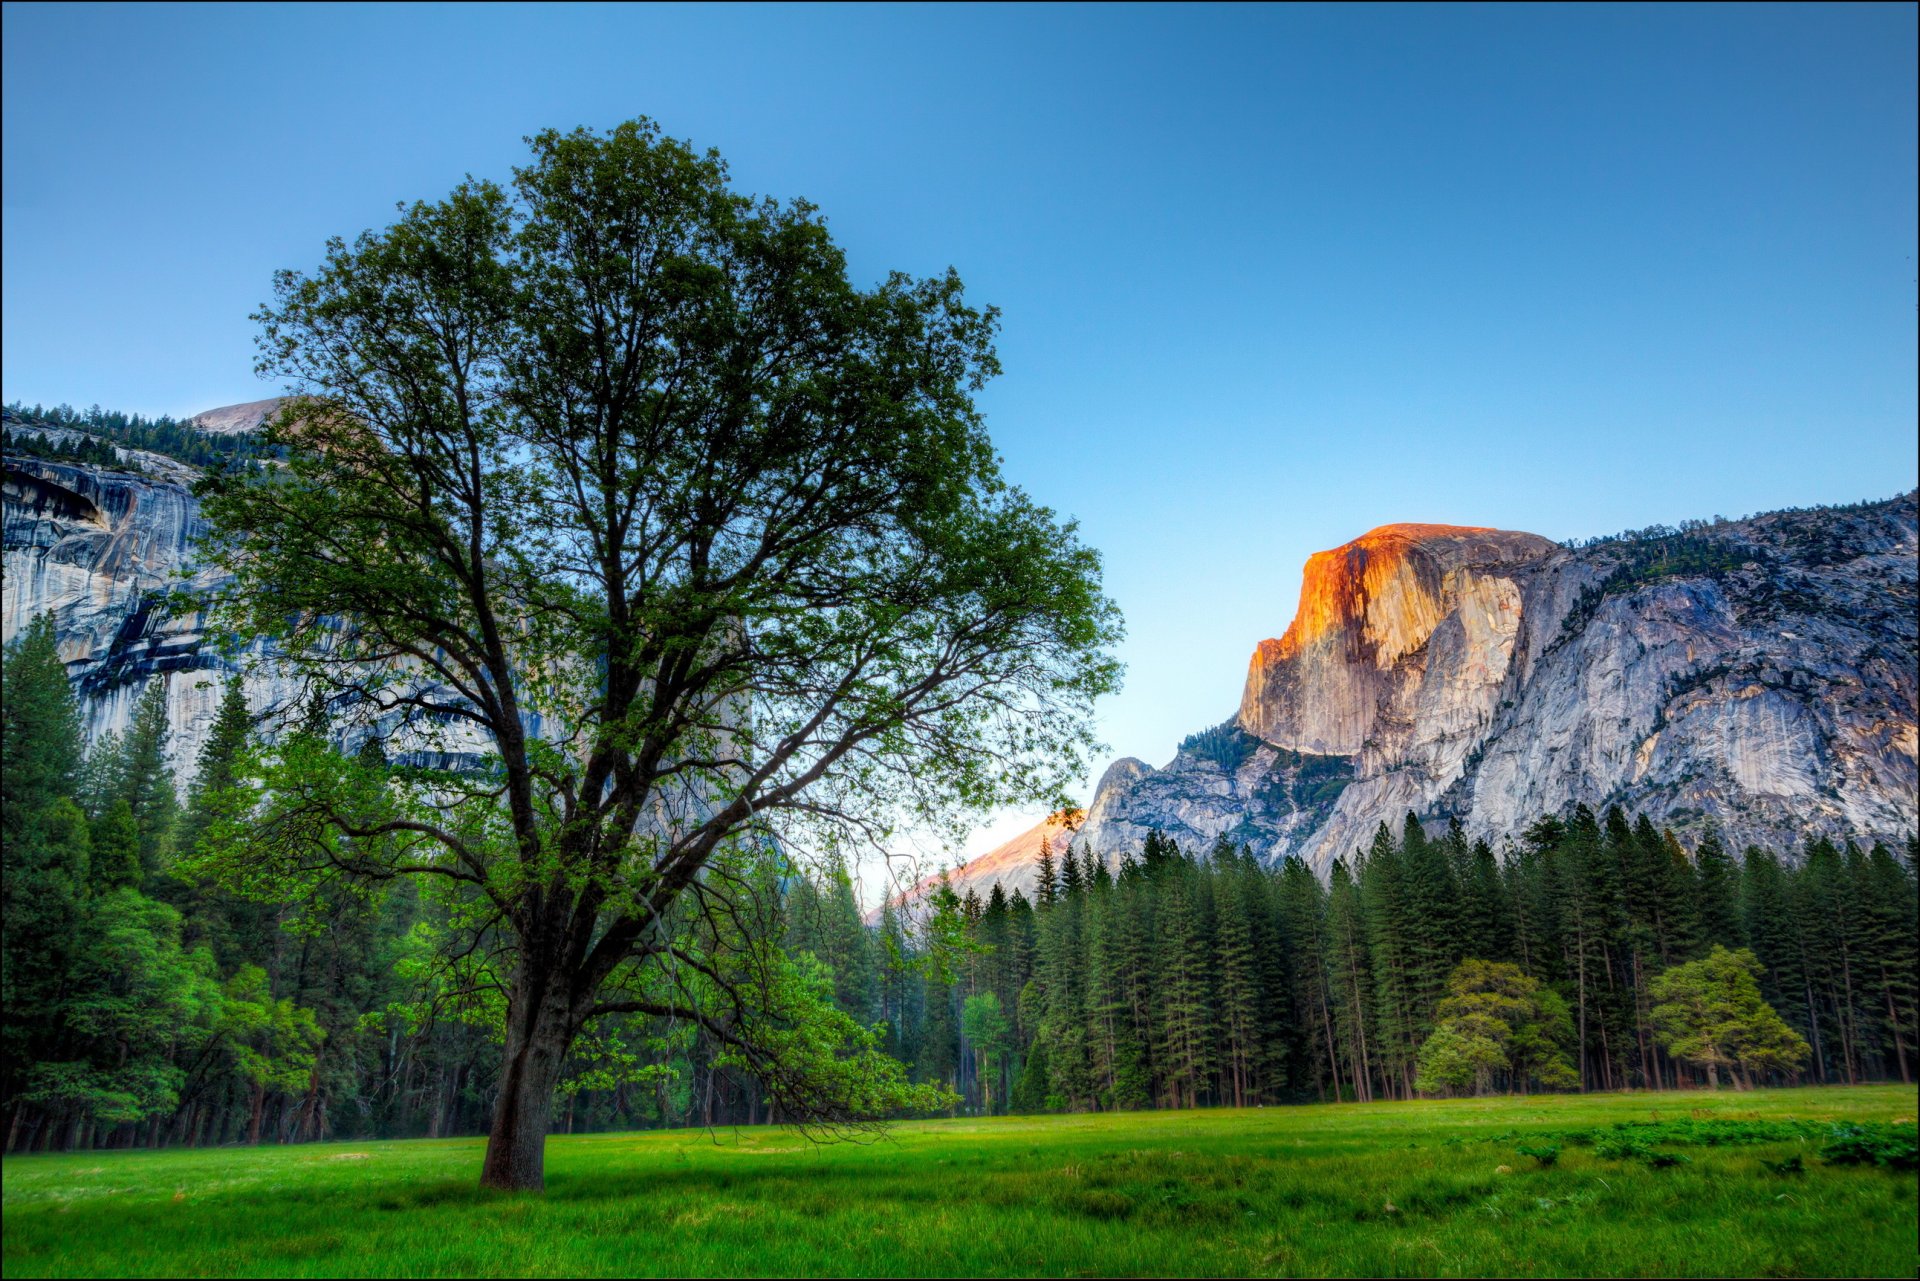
(1237, 524), (1557, 755)
(874, 810), (1085, 919)
(2, 451), (263, 779)
(1071, 497), (1918, 875)
(188, 398), (284, 436)
(2, 416), (489, 783)
(11, 413), (1915, 885)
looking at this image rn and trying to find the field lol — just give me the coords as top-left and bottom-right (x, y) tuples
(3, 1086), (1914, 1278)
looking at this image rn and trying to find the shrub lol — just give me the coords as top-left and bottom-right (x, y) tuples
(1821, 1124), (1919, 1171)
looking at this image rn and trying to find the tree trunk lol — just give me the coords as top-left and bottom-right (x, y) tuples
(479, 978), (574, 1192)
(1884, 978), (1912, 1084)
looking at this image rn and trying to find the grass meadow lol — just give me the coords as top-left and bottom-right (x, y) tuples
(2, 1086), (1914, 1278)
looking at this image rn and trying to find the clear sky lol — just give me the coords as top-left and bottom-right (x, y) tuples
(5, 3), (1917, 878)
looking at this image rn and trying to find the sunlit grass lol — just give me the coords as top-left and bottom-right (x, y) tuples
(4, 1086), (1914, 1277)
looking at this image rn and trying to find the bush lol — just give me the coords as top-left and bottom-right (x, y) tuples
(1820, 1124), (1918, 1171)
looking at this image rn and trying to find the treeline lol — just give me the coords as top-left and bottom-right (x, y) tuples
(865, 813), (1914, 1115)
(2, 402), (272, 471)
(2, 616), (806, 1153)
(0, 425), (120, 468)
(4, 611), (1915, 1152)
(1559, 493), (1901, 550)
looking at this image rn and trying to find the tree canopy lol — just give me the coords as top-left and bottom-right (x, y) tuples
(192, 119), (1121, 1189)
(1649, 946), (1810, 1089)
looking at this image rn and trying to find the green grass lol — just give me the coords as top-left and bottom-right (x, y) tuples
(4, 1086), (1915, 1277)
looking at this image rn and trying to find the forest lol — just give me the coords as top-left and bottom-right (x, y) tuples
(3, 610), (1915, 1154)
(2, 403), (273, 471)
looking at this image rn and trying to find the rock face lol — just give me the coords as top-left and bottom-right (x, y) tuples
(2, 449), (278, 780)
(1070, 497), (1918, 874)
(2, 414), (491, 783)
(874, 810), (1085, 920)
(188, 398), (284, 436)
(1237, 524), (1558, 755)
(9, 415), (1915, 882)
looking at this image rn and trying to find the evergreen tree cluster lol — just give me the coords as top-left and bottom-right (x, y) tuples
(0, 425), (119, 468)
(885, 812), (1914, 1114)
(1, 614), (849, 1152)
(4, 608), (1914, 1149)
(3, 402), (274, 471)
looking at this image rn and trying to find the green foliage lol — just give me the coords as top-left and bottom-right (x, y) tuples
(1551, 531), (1758, 648)
(1650, 946), (1811, 1087)
(702, 944), (958, 1126)
(1414, 960), (1577, 1097)
(1, 424), (120, 467)
(180, 116), (1120, 1185)
(1178, 720), (1259, 772)
(1820, 1123), (1918, 1171)
(3, 402), (275, 470)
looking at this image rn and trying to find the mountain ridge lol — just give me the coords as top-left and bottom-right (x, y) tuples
(4, 413), (1914, 895)
(900, 495), (1917, 906)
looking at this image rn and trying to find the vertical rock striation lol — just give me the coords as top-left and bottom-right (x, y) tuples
(1071, 497), (1918, 875)
(3, 412), (502, 783)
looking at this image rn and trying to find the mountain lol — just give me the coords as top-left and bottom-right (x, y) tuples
(927, 496), (1918, 900)
(187, 397), (284, 436)
(870, 810), (1083, 921)
(2, 411), (488, 781)
(6, 414), (1915, 876)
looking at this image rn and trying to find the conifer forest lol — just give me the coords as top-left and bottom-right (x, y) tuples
(5, 611), (1913, 1154)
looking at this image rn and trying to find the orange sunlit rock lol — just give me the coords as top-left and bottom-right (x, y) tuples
(1237, 523), (1556, 755)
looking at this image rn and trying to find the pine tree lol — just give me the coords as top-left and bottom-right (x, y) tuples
(1154, 862), (1214, 1108)
(1, 616), (93, 1122)
(1276, 855), (1339, 1100)
(89, 678), (179, 888)
(1742, 845), (1818, 1076)
(1799, 839), (1865, 1083)
(1693, 829), (1742, 951)
(1401, 813), (1464, 1033)
(1361, 822), (1418, 1097)
(1102, 861), (1154, 1109)
(1856, 843), (1917, 1083)
(2, 614), (85, 846)
(177, 680), (250, 859)
(172, 679), (261, 964)
(1324, 858), (1374, 1101)
(1034, 837), (1058, 909)
(1037, 848), (1091, 1109)
(1210, 844), (1253, 1106)
(1457, 835), (1511, 964)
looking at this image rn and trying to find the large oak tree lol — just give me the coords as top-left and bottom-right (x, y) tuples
(195, 121), (1121, 1190)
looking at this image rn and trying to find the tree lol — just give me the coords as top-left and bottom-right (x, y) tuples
(960, 991), (1011, 1113)
(1692, 829), (1742, 951)
(193, 119), (1120, 1189)
(95, 678), (179, 886)
(1649, 946), (1810, 1089)
(214, 965), (325, 1144)
(2, 616), (92, 1123)
(1413, 959), (1576, 1096)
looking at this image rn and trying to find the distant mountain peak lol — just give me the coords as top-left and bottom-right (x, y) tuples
(188, 398), (283, 436)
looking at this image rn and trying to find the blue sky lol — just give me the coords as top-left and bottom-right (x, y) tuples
(5, 3), (1916, 870)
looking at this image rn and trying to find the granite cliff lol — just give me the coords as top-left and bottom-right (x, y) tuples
(7, 416), (1915, 879)
(1072, 497), (1917, 874)
(909, 495), (1917, 905)
(2, 407), (491, 782)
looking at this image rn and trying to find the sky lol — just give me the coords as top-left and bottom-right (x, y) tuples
(5, 2), (1917, 884)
